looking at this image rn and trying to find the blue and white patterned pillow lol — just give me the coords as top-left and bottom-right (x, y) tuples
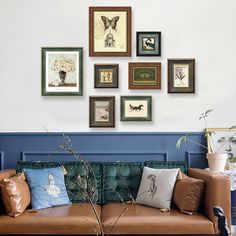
(24, 167), (71, 210)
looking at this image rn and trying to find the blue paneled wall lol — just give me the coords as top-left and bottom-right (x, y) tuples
(0, 132), (207, 170)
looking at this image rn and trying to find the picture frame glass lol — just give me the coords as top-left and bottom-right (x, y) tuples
(124, 100), (148, 118)
(132, 67), (157, 86)
(93, 11), (127, 53)
(99, 69), (113, 84)
(173, 64), (189, 88)
(94, 101), (110, 122)
(42, 48), (83, 96)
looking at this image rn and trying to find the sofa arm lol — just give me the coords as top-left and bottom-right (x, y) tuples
(188, 168), (231, 234)
(0, 169), (16, 181)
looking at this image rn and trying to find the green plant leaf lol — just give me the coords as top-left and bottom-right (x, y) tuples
(176, 135), (188, 149)
(229, 126), (236, 130)
(205, 109), (213, 116)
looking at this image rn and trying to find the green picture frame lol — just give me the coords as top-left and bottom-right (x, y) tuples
(42, 47), (83, 96)
(120, 96), (152, 121)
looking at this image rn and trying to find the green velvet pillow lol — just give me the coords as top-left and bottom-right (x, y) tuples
(16, 161), (102, 203)
(102, 162), (143, 204)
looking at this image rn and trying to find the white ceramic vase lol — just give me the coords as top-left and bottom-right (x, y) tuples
(207, 153), (228, 172)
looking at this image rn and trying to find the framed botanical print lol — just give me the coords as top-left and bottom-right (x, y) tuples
(94, 64), (118, 88)
(136, 32), (161, 56)
(89, 7), (132, 57)
(89, 96), (115, 127)
(129, 62), (161, 89)
(168, 59), (195, 93)
(120, 96), (152, 121)
(42, 47), (83, 96)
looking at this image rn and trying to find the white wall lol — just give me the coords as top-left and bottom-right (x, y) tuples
(0, 0), (235, 132)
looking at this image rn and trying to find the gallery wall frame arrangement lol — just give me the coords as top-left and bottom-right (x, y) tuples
(94, 64), (119, 88)
(168, 58), (195, 93)
(120, 96), (152, 121)
(41, 47), (83, 96)
(129, 62), (161, 90)
(89, 6), (132, 57)
(136, 31), (161, 56)
(89, 96), (115, 127)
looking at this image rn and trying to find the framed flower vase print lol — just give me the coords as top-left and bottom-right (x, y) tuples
(129, 62), (161, 89)
(42, 47), (83, 96)
(94, 64), (119, 88)
(89, 96), (115, 127)
(136, 32), (161, 56)
(89, 7), (132, 57)
(168, 59), (195, 93)
(120, 96), (152, 121)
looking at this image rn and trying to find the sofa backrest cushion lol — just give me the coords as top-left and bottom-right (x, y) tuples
(145, 161), (187, 173)
(16, 161), (102, 203)
(102, 162), (143, 204)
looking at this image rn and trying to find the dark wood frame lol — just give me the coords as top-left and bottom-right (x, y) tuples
(41, 47), (83, 96)
(94, 64), (119, 88)
(120, 96), (152, 121)
(89, 96), (115, 128)
(129, 62), (161, 90)
(168, 59), (195, 93)
(136, 31), (161, 56)
(89, 6), (132, 57)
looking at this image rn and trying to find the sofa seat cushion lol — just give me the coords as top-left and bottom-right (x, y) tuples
(102, 203), (215, 235)
(0, 203), (101, 234)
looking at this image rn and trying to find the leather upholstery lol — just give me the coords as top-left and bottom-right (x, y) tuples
(0, 173), (30, 217)
(0, 203), (102, 234)
(0, 169), (16, 181)
(102, 162), (143, 203)
(102, 203), (215, 234)
(16, 161), (102, 203)
(188, 168), (231, 233)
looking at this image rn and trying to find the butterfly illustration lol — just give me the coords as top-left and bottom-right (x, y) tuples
(101, 16), (119, 31)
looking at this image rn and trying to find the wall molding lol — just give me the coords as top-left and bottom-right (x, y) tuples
(0, 151), (5, 170)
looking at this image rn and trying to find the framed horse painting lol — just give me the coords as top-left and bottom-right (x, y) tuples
(120, 96), (152, 121)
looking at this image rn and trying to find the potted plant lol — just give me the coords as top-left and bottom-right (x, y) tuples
(229, 157), (236, 171)
(176, 109), (236, 172)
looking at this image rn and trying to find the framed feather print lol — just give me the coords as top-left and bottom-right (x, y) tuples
(89, 7), (132, 57)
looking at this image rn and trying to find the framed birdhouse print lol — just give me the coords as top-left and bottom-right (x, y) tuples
(136, 32), (161, 56)
(89, 7), (132, 57)
(168, 59), (195, 93)
(41, 47), (83, 96)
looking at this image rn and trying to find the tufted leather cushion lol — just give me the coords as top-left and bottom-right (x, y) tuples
(16, 161), (102, 203)
(102, 162), (143, 203)
(145, 160), (187, 173)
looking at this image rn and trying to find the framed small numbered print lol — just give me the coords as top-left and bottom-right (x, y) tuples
(136, 32), (161, 56)
(94, 64), (118, 88)
(42, 47), (83, 96)
(129, 62), (161, 89)
(120, 96), (152, 121)
(168, 59), (195, 93)
(89, 7), (132, 57)
(89, 96), (115, 127)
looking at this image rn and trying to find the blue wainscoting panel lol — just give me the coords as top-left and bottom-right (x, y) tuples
(0, 132), (207, 169)
(0, 151), (4, 170)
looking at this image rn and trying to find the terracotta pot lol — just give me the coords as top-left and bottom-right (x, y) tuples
(207, 153), (228, 172)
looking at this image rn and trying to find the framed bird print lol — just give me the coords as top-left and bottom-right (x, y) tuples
(89, 6), (132, 57)
(168, 59), (195, 93)
(136, 32), (161, 56)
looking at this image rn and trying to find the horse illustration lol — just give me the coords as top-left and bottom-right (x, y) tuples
(129, 104), (144, 112)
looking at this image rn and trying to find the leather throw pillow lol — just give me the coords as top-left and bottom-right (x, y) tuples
(173, 173), (205, 215)
(136, 167), (179, 209)
(0, 173), (30, 217)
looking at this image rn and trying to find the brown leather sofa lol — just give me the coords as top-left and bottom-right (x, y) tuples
(0, 168), (231, 235)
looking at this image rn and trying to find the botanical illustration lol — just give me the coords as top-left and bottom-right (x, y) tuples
(147, 174), (157, 198)
(173, 64), (189, 88)
(94, 101), (110, 122)
(133, 67), (157, 85)
(99, 69), (113, 83)
(94, 11), (127, 52)
(142, 37), (155, 51)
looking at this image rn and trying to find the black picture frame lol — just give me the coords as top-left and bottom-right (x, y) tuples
(136, 32), (161, 56)
(168, 59), (195, 93)
(94, 64), (119, 88)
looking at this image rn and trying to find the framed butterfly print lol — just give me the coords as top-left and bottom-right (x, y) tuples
(89, 6), (132, 57)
